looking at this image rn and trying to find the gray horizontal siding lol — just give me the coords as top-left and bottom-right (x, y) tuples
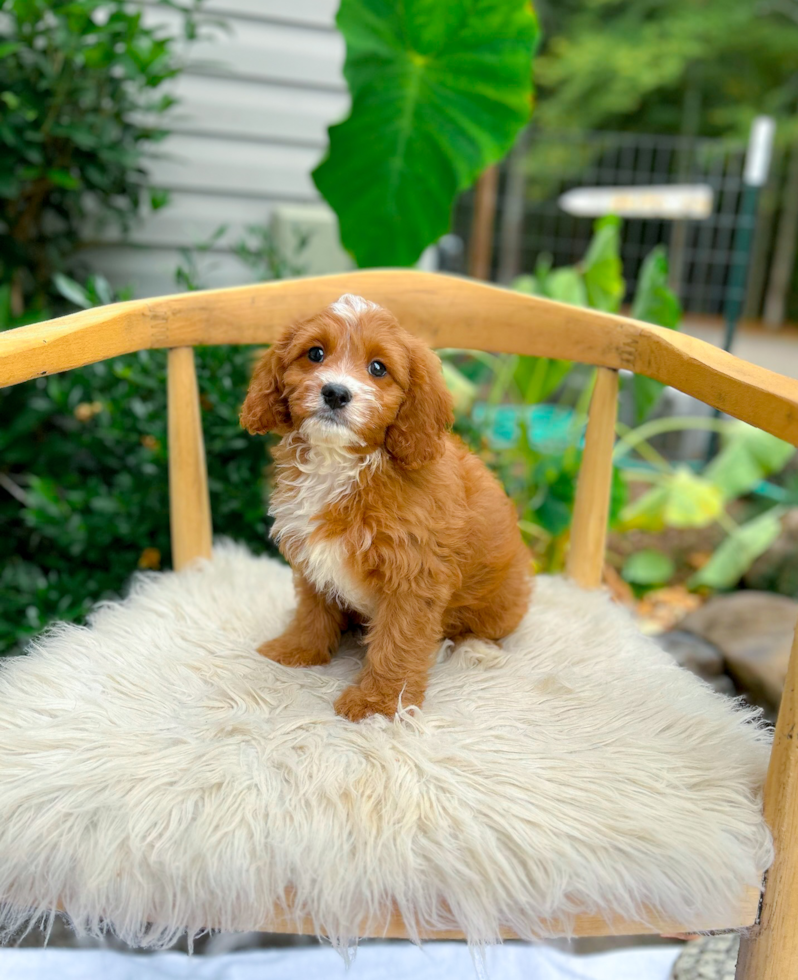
(99, 192), (283, 248)
(181, 0), (338, 30)
(91, 0), (347, 297)
(147, 134), (323, 199)
(166, 74), (346, 145)
(80, 246), (253, 298)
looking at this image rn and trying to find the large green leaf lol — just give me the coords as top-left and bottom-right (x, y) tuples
(628, 246), (682, 423)
(704, 423), (796, 502)
(544, 267), (588, 306)
(512, 265), (588, 306)
(312, 0), (538, 267)
(631, 245), (681, 329)
(512, 274), (539, 295)
(511, 264), (584, 404)
(620, 468), (725, 532)
(580, 216), (625, 313)
(52, 273), (91, 310)
(622, 548), (676, 586)
(689, 511), (783, 591)
(524, 357), (573, 403)
(629, 374), (664, 427)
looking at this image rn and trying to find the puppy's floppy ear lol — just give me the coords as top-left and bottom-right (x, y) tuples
(385, 338), (454, 470)
(240, 345), (292, 435)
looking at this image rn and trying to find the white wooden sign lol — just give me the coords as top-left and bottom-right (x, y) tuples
(558, 184), (714, 220)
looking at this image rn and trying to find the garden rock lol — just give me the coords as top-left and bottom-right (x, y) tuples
(681, 592), (798, 710)
(745, 508), (798, 598)
(655, 630), (736, 697)
(671, 934), (740, 980)
(655, 630), (725, 677)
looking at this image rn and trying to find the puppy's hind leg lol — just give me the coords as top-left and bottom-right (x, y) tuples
(259, 574), (346, 667)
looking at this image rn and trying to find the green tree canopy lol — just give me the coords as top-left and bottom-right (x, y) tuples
(533, 0), (798, 141)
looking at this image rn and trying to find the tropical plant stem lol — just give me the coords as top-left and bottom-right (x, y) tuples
(613, 416), (736, 462)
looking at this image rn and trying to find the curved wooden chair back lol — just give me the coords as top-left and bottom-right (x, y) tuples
(1, 270), (797, 974)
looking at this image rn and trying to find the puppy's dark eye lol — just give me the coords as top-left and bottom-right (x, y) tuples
(307, 347), (324, 364)
(368, 360), (387, 378)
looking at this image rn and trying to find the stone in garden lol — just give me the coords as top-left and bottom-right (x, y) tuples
(681, 592), (798, 710)
(705, 673), (738, 698)
(671, 933), (740, 980)
(655, 630), (725, 678)
(655, 630), (736, 697)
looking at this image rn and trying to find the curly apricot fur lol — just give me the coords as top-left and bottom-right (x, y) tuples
(242, 296), (532, 721)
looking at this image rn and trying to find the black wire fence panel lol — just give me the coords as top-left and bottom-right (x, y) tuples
(453, 127), (786, 319)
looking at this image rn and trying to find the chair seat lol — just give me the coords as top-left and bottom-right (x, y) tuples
(0, 543), (772, 948)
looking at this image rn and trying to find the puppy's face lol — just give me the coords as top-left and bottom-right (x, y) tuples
(279, 295), (408, 450)
(241, 294), (453, 468)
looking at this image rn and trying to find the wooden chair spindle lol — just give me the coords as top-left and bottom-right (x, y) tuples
(566, 367), (619, 590)
(167, 346), (213, 570)
(736, 622), (798, 979)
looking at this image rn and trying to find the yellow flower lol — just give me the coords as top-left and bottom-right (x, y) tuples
(138, 548), (161, 570)
(73, 401), (103, 422)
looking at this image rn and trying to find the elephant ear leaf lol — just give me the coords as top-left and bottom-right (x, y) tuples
(313, 0), (538, 268)
(689, 511), (783, 591)
(628, 246), (682, 423)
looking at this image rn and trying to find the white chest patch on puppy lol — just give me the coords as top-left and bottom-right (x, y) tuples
(301, 536), (376, 617)
(270, 436), (380, 617)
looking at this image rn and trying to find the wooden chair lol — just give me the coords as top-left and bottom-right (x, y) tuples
(1, 270), (797, 978)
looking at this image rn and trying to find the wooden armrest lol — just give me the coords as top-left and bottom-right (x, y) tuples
(1, 271), (796, 445)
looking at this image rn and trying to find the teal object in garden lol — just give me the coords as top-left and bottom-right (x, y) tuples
(471, 404), (520, 448)
(472, 404), (584, 453)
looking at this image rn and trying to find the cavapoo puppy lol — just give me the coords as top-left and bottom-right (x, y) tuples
(240, 294), (531, 721)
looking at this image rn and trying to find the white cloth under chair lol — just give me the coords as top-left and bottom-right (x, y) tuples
(0, 943), (684, 980)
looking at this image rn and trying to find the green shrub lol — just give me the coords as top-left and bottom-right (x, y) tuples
(0, 221), (313, 656)
(0, 342), (275, 656)
(0, 0), (206, 313)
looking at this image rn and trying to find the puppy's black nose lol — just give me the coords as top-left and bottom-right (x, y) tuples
(321, 383), (352, 410)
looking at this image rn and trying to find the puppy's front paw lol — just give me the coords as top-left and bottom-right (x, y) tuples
(334, 683), (425, 722)
(258, 636), (330, 668)
(334, 684), (392, 722)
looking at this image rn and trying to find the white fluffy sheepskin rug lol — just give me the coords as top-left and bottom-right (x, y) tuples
(0, 543), (772, 948)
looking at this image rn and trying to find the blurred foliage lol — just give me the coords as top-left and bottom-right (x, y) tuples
(527, 2), (798, 325)
(0, 336), (273, 655)
(0, 0), (210, 314)
(704, 425), (797, 502)
(444, 217), (678, 571)
(620, 468), (725, 533)
(622, 549), (676, 588)
(0, 225), (309, 655)
(614, 419), (795, 592)
(313, 0), (538, 267)
(444, 218), (795, 587)
(690, 510), (783, 591)
(532, 0), (798, 142)
(513, 216), (681, 423)
(233, 224), (312, 282)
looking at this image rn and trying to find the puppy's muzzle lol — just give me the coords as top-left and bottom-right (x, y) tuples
(321, 383), (352, 411)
